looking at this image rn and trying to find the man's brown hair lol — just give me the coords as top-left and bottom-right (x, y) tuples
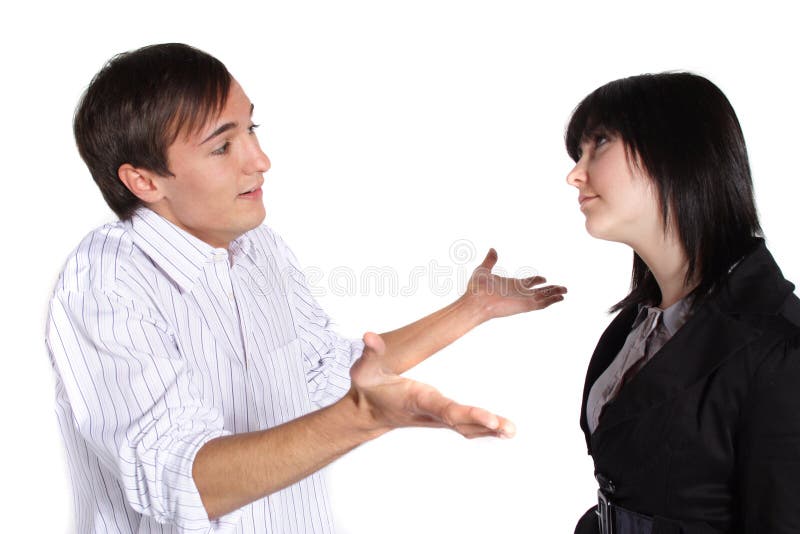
(74, 43), (231, 219)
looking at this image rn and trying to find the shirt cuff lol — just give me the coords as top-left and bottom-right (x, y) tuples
(161, 428), (244, 532)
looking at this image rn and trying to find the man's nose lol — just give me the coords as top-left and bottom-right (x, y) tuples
(245, 137), (271, 174)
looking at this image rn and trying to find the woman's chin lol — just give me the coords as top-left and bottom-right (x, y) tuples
(585, 219), (609, 240)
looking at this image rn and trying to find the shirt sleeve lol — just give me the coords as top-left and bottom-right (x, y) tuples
(46, 286), (242, 532)
(272, 232), (364, 409)
(738, 333), (800, 532)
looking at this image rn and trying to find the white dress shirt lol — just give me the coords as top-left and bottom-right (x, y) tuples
(46, 207), (364, 533)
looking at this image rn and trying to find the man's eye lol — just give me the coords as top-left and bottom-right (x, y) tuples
(211, 142), (230, 156)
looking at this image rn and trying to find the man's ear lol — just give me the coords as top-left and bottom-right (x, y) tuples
(118, 164), (166, 203)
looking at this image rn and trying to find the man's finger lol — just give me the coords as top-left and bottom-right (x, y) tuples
(533, 285), (568, 298)
(526, 293), (566, 311)
(361, 331), (386, 355)
(521, 275), (547, 288)
(453, 422), (515, 439)
(453, 424), (501, 438)
(414, 387), (514, 436)
(477, 248), (498, 272)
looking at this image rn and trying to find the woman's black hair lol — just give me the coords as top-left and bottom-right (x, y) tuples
(565, 72), (762, 311)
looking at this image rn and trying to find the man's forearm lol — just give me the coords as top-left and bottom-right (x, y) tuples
(379, 294), (487, 374)
(378, 249), (565, 374)
(193, 295), (491, 520)
(193, 390), (385, 519)
(192, 252), (563, 519)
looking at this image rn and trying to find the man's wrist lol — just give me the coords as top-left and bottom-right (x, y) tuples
(455, 291), (493, 326)
(338, 387), (392, 441)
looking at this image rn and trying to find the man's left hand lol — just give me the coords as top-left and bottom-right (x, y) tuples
(463, 248), (567, 320)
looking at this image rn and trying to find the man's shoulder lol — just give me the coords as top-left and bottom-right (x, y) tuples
(53, 219), (139, 297)
(247, 223), (284, 250)
(244, 224), (297, 265)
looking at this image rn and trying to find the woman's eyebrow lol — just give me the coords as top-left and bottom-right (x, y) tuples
(582, 125), (606, 140)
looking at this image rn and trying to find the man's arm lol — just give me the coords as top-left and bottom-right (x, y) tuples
(194, 331), (512, 519)
(47, 286), (235, 530)
(192, 374), (382, 520)
(195, 249), (566, 519)
(378, 248), (566, 374)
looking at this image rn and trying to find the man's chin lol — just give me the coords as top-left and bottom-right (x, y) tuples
(244, 208), (267, 232)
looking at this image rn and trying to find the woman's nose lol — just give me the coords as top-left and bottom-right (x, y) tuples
(566, 161), (586, 188)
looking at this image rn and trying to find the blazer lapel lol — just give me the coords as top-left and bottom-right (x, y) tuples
(583, 240), (795, 447)
(580, 305), (638, 451)
(592, 303), (761, 437)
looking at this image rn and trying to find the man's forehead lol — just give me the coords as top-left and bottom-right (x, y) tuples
(195, 102), (255, 146)
(168, 79), (252, 145)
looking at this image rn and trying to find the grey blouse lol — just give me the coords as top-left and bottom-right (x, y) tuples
(586, 296), (694, 434)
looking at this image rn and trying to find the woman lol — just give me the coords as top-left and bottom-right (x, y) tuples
(566, 73), (800, 533)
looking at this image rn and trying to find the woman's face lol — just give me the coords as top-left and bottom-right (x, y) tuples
(566, 131), (664, 247)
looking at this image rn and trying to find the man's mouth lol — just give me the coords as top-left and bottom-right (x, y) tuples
(238, 186), (262, 198)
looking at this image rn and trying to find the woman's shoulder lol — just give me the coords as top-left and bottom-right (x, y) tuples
(708, 240), (799, 329)
(778, 290), (800, 328)
(733, 291), (800, 397)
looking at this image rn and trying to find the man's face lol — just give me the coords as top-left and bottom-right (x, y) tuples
(149, 79), (270, 249)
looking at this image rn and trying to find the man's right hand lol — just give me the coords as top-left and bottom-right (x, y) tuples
(348, 332), (515, 439)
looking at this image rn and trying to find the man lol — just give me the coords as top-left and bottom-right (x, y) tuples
(46, 43), (566, 533)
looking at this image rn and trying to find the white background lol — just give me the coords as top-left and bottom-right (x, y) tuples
(1, 1), (798, 532)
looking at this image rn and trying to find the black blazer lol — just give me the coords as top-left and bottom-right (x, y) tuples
(575, 241), (800, 533)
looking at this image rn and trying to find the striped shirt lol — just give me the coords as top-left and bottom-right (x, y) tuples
(46, 207), (363, 533)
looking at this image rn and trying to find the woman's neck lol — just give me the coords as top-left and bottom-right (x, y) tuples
(632, 230), (697, 309)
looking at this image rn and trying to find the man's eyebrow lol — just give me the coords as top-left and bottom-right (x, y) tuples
(199, 104), (255, 145)
(200, 122), (237, 145)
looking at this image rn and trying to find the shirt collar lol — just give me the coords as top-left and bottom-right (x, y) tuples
(633, 295), (694, 337)
(230, 231), (257, 259)
(661, 296), (694, 335)
(128, 207), (221, 292)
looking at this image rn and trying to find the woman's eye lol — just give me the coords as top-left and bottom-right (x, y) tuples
(594, 134), (608, 148)
(248, 123), (260, 135)
(211, 141), (230, 156)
